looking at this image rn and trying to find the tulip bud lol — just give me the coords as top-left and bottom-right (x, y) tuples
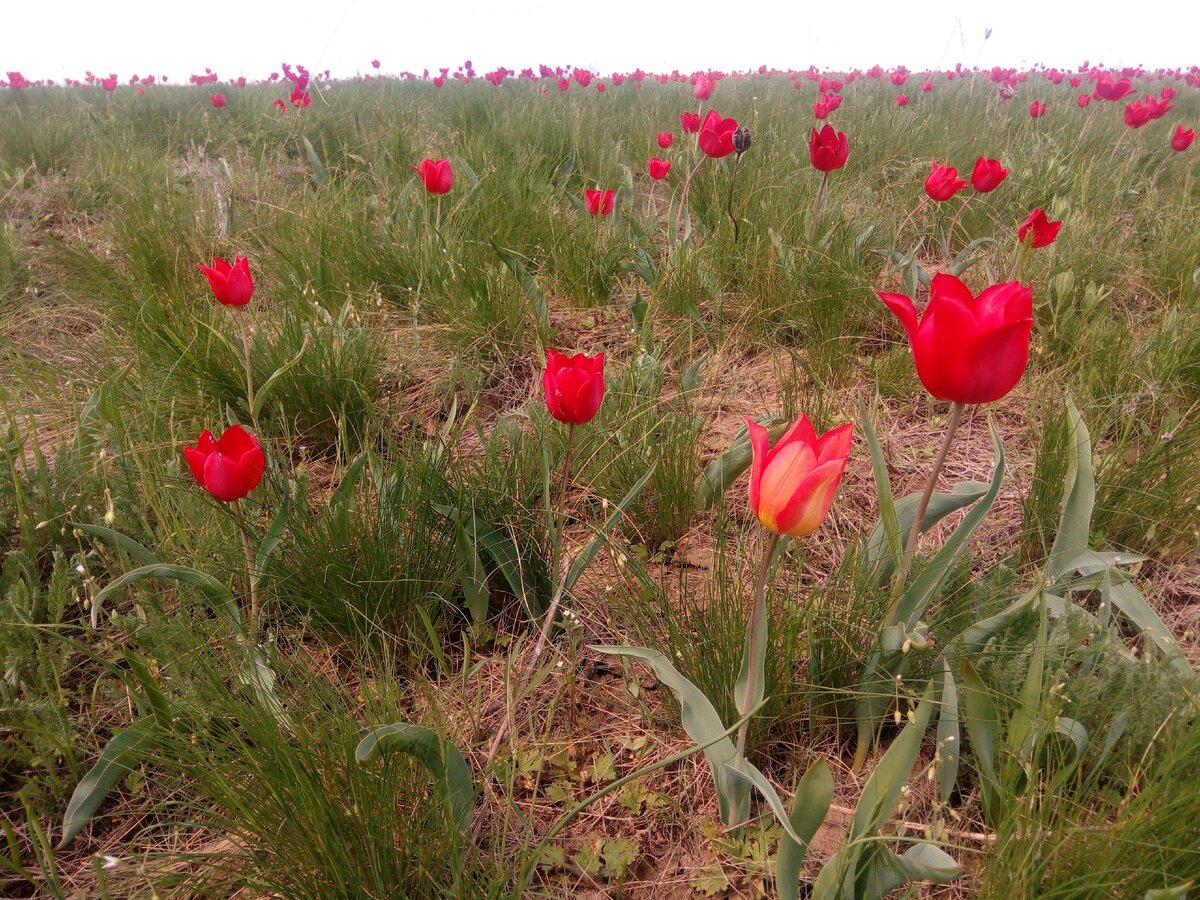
(733, 126), (751, 156)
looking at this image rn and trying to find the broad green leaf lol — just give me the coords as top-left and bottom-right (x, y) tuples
(435, 504), (550, 619)
(948, 237), (997, 276)
(1102, 571), (1192, 675)
(120, 648), (174, 732)
(302, 136), (326, 188)
(935, 659), (960, 803)
(453, 512), (491, 626)
(1048, 396), (1094, 580)
(859, 842), (962, 898)
(355, 722), (474, 834)
(694, 417), (787, 512)
(864, 481), (989, 585)
(859, 398), (901, 579)
(852, 681), (937, 842)
(90, 564), (241, 629)
(330, 454), (370, 516)
(855, 420), (1004, 765)
(251, 334), (309, 419)
(776, 758), (834, 900)
(491, 243), (550, 333)
(681, 353), (709, 398)
(960, 660), (1001, 819)
(564, 463), (655, 592)
(60, 718), (157, 848)
(70, 523), (160, 567)
(253, 486), (292, 577)
(591, 645), (746, 826)
(721, 762), (809, 845)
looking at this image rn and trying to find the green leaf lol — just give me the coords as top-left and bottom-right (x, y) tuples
(355, 722), (474, 834)
(330, 454), (370, 516)
(855, 419), (1005, 764)
(491, 243), (550, 334)
(859, 842), (962, 898)
(591, 645), (746, 826)
(859, 399), (901, 579)
(253, 486), (292, 577)
(1048, 396), (1094, 581)
(960, 659), (1001, 819)
(681, 352), (709, 399)
(302, 136), (326, 188)
(948, 237), (997, 276)
(721, 762), (810, 846)
(90, 564), (241, 630)
(70, 523), (160, 567)
(935, 659), (960, 803)
(694, 417), (787, 512)
(776, 758), (834, 900)
(851, 681), (937, 842)
(564, 462), (655, 592)
(59, 718), (157, 848)
(120, 648), (174, 732)
(1101, 570), (1192, 675)
(453, 512), (491, 626)
(864, 481), (989, 586)
(251, 334), (309, 419)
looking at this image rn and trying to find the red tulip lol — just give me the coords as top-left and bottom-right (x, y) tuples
(184, 425), (265, 502)
(1029, 100), (1047, 118)
(921, 80), (933, 92)
(1144, 94), (1174, 120)
(412, 158), (453, 194)
(1123, 100), (1149, 128)
(878, 273), (1034, 405)
(648, 157), (671, 180)
(697, 109), (738, 158)
(895, 94), (909, 106)
(924, 162), (967, 201)
(693, 74), (714, 100)
(1094, 76), (1135, 102)
(970, 157), (1008, 193)
(812, 100), (830, 119)
(557, 78), (570, 91)
(746, 415), (852, 537)
(197, 256), (254, 307)
(543, 349), (605, 425)
(584, 188), (615, 216)
(371, 59), (381, 69)
(808, 124), (849, 172)
(1077, 93), (1092, 108)
(1171, 124), (1196, 152)
(1019, 209), (1063, 248)
(209, 93), (226, 108)
(680, 111), (701, 133)
(657, 132), (673, 149)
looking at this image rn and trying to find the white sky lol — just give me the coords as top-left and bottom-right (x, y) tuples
(2, 0), (1196, 82)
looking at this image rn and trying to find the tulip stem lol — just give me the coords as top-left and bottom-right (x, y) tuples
(947, 194), (971, 249)
(724, 155), (743, 242)
(808, 171), (829, 244)
(234, 499), (259, 624)
(893, 402), (965, 602)
(732, 531), (780, 782)
(534, 424), (575, 656)
(240, 314), (255, 419)
(895, 196), (929, 245)
(677, 157), (708, 236)
(1007, 239), (1028, 282)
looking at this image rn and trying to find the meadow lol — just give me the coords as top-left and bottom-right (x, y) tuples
(1, 62), (1199, 898)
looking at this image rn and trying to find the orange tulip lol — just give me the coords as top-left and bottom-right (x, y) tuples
(746, 416), (852, 537)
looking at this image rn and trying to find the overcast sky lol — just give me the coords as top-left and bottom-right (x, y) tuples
(2, 0), (1195, 82)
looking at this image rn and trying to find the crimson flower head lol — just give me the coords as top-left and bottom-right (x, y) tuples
(680, 111), (701, 133)
(1124, 100), (1150, 128)
(198, 256), (254, 307)
(970, 157), (1008, 193)
(412, 158), (453, 194)
(1144, 94), (1174, 120)
(895, 94), (909, 106)
(1029, 100), (1047, 118)
(812, 100), (830, 119)
(693, 74), (714, 100)
(878, 273), (1034, 405)
(371, 59), (381, 69)
(698, 109), (738, 158)
(924, 162), (967, 201)
(1077, 93), (1092, 108)
(1171, 124), (1196, 152)
(648, 157), (671, 180)
(1094, 76), (1135, 102)
(746, 415), (853, 537)
(1019, 208), (1063, 248)
(184, 425), (266, 503)
(808, 124), (849, 172)
(657, 132), (673, 149)
(543, 349), (605, 425)
(584, 188), (615, 217)
(209, 93), (226, 108)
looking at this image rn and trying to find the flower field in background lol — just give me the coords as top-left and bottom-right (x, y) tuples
(1, 60), (1199, 898)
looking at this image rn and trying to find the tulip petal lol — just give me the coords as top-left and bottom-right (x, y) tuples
(184, 445), (208, 486)
(196, 429), (218, 454)
(203, 452), (250, 502)
(745, 417), (769, 516)
(770, 414), (817, 462)
(756, 440), (818, 532)
(878, 292), (919, 345)
(216, 424), (257, 457)
(973, 281), (1032, 328)
(814, 421), (854, 466)
(772, 457), (849, 537)
(954, 317), (1034, 404)
(238, 444), (266, 495)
